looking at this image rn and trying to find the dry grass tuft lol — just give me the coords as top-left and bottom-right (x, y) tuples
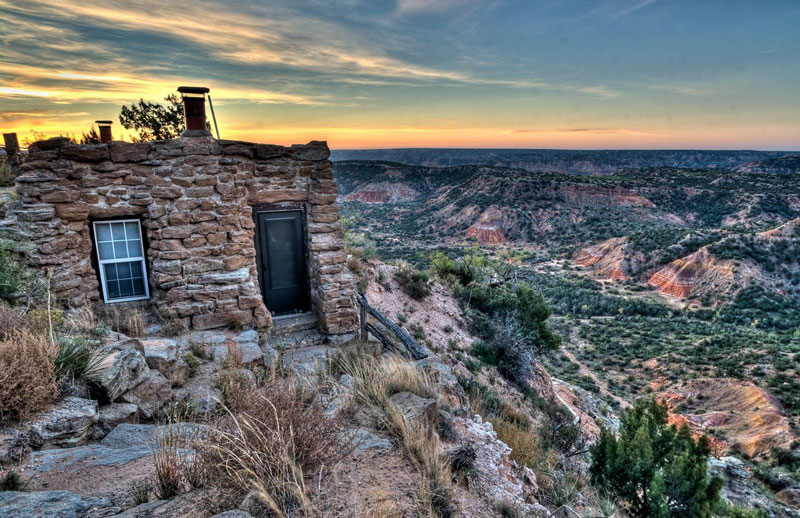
(336, 352), (455, 517)
(152, 423), (205, 499)
(186, 370), (349, 517)
(0, 330), (57, 423)
(64, 306), (97, 335)
(102, 305), (146, 337)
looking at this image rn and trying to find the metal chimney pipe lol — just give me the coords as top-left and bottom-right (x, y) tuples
(96, 120), (113, 143)
(177, 86), (210, 135)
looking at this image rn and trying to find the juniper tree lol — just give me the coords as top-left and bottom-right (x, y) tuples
(590, 399), (722, 517)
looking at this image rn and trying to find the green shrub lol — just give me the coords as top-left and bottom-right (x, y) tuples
(0, 470), (26, 492)
(0, 160), (14, 187)
(590, 399), (722, 517)
(183, 352), (200, 378)
(0, 246), (35, 305)
(394, 265), (431, 300)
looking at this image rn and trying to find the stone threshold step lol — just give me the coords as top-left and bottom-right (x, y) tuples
(270, 312), (318, 334)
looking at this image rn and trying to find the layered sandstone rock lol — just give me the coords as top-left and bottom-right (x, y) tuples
(647, 247), (736, 298)
(344, 182), (418, 203)
(465, 224), (506, 244)
(758, 217), (800, 239)
(561, 184), (654, 208)
(3, 135), (358, 337)
(465, 207), (507, 244)
(571, 237), (636, 280)
(661, 378), (796, 457)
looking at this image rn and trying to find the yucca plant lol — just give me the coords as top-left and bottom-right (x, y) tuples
(54, 336), (107, 383)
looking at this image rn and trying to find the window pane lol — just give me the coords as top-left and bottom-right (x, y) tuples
(114, 241), (129, 259)
(117, 262), (131, 279)
(107, 279), (121, 299)
(118, 279), (134, 297)
(125, 222), (139, 239)
(104, 263), (118, 281)
(132, 277), (146, 295)
(96, 223), (112, 242)
(111, 223), (126, 240)
(127, 239), (142, 258)
(130, 261), (143, 277)
(98, 242), (114, 260)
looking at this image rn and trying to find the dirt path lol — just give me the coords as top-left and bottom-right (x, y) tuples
(560, 341), (629, 409)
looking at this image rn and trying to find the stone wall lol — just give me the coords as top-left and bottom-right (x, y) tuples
(2, 134), (358, 337)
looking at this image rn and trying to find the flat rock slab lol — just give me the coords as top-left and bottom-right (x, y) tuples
(113, 491), (206, 517)
(284, 345), (332, 375)
(28, 444), (151, 473)
(389, 391), (437, 423)
(342, 428), (394, 453)
(99, 423), (159, 449)
(100, 423), (209, 450)
(0, 490), (113, 518)
(212, 341), (263, 365)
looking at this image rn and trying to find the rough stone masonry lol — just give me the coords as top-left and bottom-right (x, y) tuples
(1, 134), (358, 338)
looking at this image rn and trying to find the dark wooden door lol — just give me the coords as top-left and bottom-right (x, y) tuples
(256, 210), (309, 315)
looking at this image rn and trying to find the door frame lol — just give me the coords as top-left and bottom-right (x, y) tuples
(252, 204), (311, 316)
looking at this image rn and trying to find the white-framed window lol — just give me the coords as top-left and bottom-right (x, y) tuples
(92, 219), (150, 303)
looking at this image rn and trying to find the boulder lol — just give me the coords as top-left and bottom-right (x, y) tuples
(119, 371), (172, 420)
(212, 341), (263, 366)
(0, 429), (43, 464)
(213, 511), (255, 518)
(708, 456), (756, 507)
(28, 397), (98, 449)
(453, 414), (541, 512)
(0, 490), (113, 518)
(95, 340), (150, 402)
(100, 423), (158, 449)
(389, 391), (437, 423)
(174, 384), (221, 415)
(341, 428), (394, 453)
(239, 491), (269, 517)
(92, 403), (139, 440)
(141, 338), (189, 386)
(777, 488), (800, 508)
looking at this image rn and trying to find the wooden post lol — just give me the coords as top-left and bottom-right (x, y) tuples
(359, 294), (368, 341)
(356, 293), (428, 360)
(3, 133), (21, 177)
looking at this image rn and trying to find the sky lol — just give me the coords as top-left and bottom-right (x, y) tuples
(0, 0), (798, 150)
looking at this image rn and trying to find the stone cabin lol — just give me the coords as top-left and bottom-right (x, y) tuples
(1, 122), (359, 341)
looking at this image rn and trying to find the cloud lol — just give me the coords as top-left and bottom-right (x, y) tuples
(396, 0), (476, 14)
(610, 0), (658, 19)
(511, 127), (669, 136)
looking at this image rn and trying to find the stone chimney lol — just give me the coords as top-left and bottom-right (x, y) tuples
(95, 120), (113, 143)
(177, 86), (211, 137)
